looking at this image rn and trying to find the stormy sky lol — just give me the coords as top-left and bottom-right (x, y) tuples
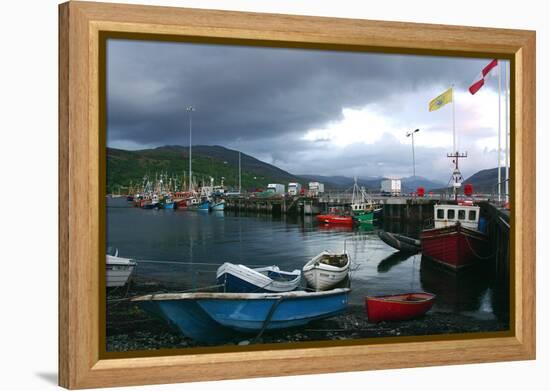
(107, 39), (510, 183)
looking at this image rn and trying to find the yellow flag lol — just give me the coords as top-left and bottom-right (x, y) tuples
(429, 88), (453, 112)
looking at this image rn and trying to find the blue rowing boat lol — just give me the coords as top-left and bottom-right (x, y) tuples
(137, 298), (234, 343)
(132, 288), (350, 340)
(217, 262), (301, 293)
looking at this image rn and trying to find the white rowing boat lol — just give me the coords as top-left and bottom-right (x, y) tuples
(303, 250), (350, 291)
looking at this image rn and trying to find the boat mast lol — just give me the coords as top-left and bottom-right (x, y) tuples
(446, 85), (466, 202)
(238, 151), (241, 194)
(186, 106), (195, 192)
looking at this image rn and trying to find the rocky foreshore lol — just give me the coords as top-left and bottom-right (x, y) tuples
(106, 283), (508, 352)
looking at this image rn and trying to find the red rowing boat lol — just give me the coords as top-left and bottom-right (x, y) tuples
(365, 292), (436, 322)
(316, 214), (353, 225)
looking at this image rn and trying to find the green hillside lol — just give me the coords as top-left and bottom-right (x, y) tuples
(106, 145), (300, 193)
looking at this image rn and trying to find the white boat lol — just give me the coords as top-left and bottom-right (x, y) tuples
(106, 249), (137, 288)
(216, 262), (301, 293)
(303, 250), (350, 291)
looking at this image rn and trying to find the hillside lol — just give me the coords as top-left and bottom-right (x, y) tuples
(462, 167), (505, 194)
(106, 145), (300, 193)
(107, 144), (481, 195)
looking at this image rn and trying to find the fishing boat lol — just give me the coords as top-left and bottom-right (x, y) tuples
(132, 288), (350, 336)
(420, 203), (488, 269)
(209, 199), (225, 211)
(217, 263), (301, 293)
(365, 292), (436, 322)
(378, 231), (421, 253)
(350, 177), (377, 223)
(197, 199), (210, 211)
(303, 250), (350, 291)
(106, 249), (137, 288)
(162, 195), (176, 209)
(316, 214), (353, 225)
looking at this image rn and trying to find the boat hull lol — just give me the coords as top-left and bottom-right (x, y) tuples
(353, 211), (374, 223)
(378, 231), (420, 253)
(137, 300), (235, 343)
(197, 289), (350, 332)
(420, 224), (488, 269)
(210, 202), (225, 211)
(365, 292), (436, 323)
(316, 214), (353, 225)
(303, 251), (350, 291)
(133, 289), (350, 336)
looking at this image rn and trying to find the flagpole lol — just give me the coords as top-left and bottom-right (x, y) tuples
(452, 84), (456, 154)
(504, 61), (509, 204)
(497, 62), (502, 203)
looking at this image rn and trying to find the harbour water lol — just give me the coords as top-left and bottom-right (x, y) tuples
(106, 197), (509, 351)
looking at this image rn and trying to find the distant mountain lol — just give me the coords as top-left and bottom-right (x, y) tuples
(462, 167), (505, 194)
(400, 176), (447, 193)
(106, 144), (447, 194)
(429, 167), (505, 194)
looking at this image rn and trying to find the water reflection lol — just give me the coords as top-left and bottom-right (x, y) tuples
(419, 256), (491, 314)
(107, 198), (507, 320)
(377, 252), (411, 273)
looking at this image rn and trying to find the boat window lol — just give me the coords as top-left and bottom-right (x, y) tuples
(458, 210), (466, 220)
(469, 210), (477, 220)
(447, 209), (455, 219)
(437, 209), (444, 219)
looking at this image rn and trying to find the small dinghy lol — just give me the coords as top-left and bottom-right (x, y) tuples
(132, 288), (350, 339)
(303, 250), (350, 291)
(365, 292), (436, 323)
(217, 263), (301, 293)
(106, 249), (137, 288)
(378, 231), (421, 253)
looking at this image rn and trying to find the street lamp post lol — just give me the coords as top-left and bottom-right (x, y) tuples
(406, 129), (420, 178)
(186, 106), (195, 192)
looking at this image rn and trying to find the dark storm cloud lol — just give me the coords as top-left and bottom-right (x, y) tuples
(107, 39), (505, 180)
(107, 39), (492, 146)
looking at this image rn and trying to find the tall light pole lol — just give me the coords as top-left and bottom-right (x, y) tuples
(186, 106), (195, 192)
(406, 129), (420, 178)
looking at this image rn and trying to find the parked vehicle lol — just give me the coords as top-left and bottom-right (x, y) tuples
(287, 182), (302, 196)
(267, 183), (285, 195)
(381, 179), (401, 196)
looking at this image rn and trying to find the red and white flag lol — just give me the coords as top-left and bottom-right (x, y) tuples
(469, 59), (498, 94)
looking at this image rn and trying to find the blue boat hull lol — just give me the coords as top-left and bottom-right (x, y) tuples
(163, 202), (176, 209)
(210, 202), (225, 211)
(197, 202), (210, 211)
(137, 300), (234, 344)
(197, 290), (349, 332)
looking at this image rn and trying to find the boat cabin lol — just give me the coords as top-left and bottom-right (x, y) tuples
(433, 203), (480, 230)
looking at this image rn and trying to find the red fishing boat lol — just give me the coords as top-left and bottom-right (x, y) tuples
(365, 292), (436, 323)
(316, 214), (353, 225)
(316, 207), (354, 225)
(420, 203), (488, 269)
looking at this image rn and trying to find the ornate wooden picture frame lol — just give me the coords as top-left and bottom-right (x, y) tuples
(59, 1), (535, 388)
